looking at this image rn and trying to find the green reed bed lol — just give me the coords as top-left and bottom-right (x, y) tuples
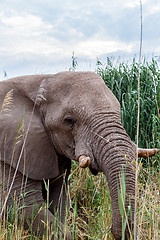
(97, 57), (160, 169)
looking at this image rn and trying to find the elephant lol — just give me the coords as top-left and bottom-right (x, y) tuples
(0, 71), (157, 239)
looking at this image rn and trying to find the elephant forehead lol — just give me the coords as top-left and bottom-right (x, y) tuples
(47, 71), (104, 94)
(47, 73), (118, 107)
(66, 84), (119, 112)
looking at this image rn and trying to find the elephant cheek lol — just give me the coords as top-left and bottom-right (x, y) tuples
(50, 133), (74, 158)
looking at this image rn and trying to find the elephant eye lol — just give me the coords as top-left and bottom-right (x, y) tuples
(64, 117), (75, 128)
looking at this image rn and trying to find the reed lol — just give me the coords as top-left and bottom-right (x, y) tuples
(97, 57), (160, 168)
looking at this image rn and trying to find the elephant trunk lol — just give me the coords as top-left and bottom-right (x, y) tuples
(103, 147), (136, 240)
(90, 113), (136, 239)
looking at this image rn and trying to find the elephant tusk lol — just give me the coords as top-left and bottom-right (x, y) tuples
(78, 155), (91, 168)
(138, 148), (159, 158)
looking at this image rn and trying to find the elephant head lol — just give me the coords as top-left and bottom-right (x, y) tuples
(0, 72), (136, 239)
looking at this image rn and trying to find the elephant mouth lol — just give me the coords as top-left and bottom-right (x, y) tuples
(89, 165), (98, 175)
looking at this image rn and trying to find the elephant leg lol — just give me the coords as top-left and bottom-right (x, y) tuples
(0, 162), (71, 239)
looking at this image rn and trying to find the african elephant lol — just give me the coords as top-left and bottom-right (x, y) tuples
(0, 71), (136, 239)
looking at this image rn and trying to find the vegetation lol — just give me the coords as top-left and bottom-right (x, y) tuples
(97, 57), (160, 148)
(0, 57), (160, 239)
(97, 57), (160, 169)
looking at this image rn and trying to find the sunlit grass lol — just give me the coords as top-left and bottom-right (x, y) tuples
(69, 162), (160, 239)
(0, 163), (159, 239)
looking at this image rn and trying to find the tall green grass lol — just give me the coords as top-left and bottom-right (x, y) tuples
(97, 57), (160, 169)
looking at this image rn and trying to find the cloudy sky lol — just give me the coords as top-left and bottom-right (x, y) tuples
(0, 0), (160, 78)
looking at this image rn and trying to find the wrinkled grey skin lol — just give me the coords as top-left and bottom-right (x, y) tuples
(0, 72), (136, 239)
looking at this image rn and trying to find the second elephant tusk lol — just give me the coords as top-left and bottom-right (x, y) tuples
(138, 148), (159, 158)
(78, 155), (91, 168)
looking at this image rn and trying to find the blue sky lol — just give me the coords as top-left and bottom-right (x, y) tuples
(0, 0), (160, 78)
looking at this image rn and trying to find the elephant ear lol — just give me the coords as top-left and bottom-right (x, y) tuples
(0, 76), (59, 180)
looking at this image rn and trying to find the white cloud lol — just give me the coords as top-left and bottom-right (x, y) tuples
(0, 0), (160, 78)
(75, 39), (136, 58)
(0, 11), (52, 37)
(0, 11), (56, 55)
(143, 3), (160, 17)
(123, 0), (152, 9)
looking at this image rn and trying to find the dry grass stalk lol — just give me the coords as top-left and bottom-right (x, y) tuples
(134, 1), (143, 239)
(0, 89), (14, 116)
